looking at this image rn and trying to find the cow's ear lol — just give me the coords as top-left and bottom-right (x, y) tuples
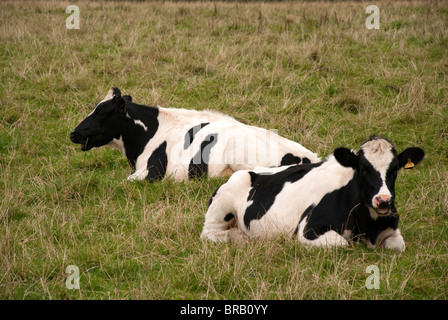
(114, 96), (126, 114)
(111, 87), (121, 98)
(122, 95), (132, 102)
(334, 147), (358, 169)
(398, 147), (425, 169)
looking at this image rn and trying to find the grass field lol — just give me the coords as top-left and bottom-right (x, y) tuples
(1, 0), (448, 300)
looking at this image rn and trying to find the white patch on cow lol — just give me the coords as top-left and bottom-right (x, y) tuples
(133, 119), (148, 131)
(95, 89), (116, 109)
(103, 88), (115, 101)
(361, 138), (394, 207)
(127, 169), (148, 181)
(107, 136), (125, 156)
(342, 229), (352, 241)
(367, 206), (380, 220)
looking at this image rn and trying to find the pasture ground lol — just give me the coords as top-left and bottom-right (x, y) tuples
(1, 1), (447, 299)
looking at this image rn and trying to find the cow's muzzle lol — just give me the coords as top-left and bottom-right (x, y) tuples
(70, 130), (88, 151)
(70, 130), (79, 143)
(374, 195), (392, 216)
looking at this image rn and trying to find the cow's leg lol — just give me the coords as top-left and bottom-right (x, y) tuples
(127, 169), (148, 181)
(296, 218), (349, 248)
(383, 231), (405, 252)
(373, 228), (405, 252)
(313, 230), (349, 248)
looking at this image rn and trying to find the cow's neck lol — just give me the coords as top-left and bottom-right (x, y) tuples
(333, 172), (363, 228)
(331, 171), (372, 236)
(115, 102), (160, 170)
(347, 173), (399, 242)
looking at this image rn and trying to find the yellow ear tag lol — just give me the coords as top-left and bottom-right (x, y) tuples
(404, 158), (415, 169)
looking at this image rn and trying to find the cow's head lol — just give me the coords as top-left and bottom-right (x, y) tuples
(334, 136), (424, 217)
(70, 87), (130, 151)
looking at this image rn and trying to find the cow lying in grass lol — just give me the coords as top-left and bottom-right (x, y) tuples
(201, 136), (424, 252)
(70, 88), (320, 181)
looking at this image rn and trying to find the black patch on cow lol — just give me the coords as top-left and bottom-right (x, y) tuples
(123, 102), (160, 170)
(243, 162), (323, 230)
(293, 225), (299, 236)
(280, 153), (302, 166)
(302, 177), (359, 240)
(294, 204), (315, 235)
(188, 133), (218, 179)
(146, 141), (168, 182)
(184, 122), (210, 150)
(299, 204), (316, 224)
(224, 213), (235, 222)
(248, 171), (258, 185)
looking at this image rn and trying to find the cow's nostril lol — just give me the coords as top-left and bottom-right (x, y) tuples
(378, 201), (390, 209)
(375, 195), (391, 206)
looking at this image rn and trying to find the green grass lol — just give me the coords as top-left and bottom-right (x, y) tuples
(1, 0), (448, 300)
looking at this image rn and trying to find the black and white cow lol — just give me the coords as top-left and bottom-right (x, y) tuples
(201, 136), (425, 252)
(70, 88), (320, 181)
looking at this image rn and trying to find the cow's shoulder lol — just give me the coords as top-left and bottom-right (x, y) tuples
(301, 176), (358, 240)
